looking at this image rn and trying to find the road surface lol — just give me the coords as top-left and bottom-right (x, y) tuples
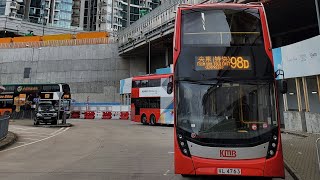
(0, 119), (293, 180)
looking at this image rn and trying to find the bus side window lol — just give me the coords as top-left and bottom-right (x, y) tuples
(133, 81), (141, 88)
(141, 80), (148, 87)
(149, 79), (160, 87)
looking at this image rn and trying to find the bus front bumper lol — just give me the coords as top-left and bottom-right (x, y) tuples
(175, 150), (285, 178)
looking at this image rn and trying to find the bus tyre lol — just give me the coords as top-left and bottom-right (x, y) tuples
(150, 115), (156, 126)
(141, 115), (147, 125)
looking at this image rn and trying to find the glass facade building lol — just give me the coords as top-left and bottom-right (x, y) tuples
(56, 0), (73, 28)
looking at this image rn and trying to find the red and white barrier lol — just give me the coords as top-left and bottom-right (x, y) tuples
(71, 105), (131, 120)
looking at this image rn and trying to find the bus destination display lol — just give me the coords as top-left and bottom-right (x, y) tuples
(195, 56), (251, 71)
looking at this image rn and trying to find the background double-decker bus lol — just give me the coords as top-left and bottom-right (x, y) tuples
(0, 83), (71, 118)
(131, 74), (174, 125)
(172, 3), (285, 178)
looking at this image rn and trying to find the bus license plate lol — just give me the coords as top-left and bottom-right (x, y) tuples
(217, 168), (241, 175)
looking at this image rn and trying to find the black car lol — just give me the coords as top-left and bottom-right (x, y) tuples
(34, 102), (58, 125)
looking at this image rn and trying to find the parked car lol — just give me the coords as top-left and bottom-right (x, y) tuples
(34, 101), (58, 125)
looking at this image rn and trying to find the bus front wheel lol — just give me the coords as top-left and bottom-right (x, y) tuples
(141, 115), (147, 125)
(150, 115), (156, 126)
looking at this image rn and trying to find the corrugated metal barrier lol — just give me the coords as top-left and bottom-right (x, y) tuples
(0, 115), (9, 141)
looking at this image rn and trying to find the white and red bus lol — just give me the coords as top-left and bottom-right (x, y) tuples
(171, 2), (285, 178)
(131, 74), (174, 125)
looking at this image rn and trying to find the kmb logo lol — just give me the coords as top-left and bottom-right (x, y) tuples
(220, 150), (237, 158)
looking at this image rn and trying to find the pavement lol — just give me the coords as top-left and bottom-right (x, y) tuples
(281, 130), (320, 180)
(0, 131), (17, 151)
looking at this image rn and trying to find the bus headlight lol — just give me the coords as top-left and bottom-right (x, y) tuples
(183, 149), (188, 154)
(267, 128), (279, 159)
(53, 113), (58, 117)
(273, 135), (277, 141)
(36, 113), (42, 117)
(269, 150), (274, 156)
(176, 130), (191, 157)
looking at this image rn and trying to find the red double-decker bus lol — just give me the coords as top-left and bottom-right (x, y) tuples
(131, 74), (174, 125)
(171, 2), (285, 178)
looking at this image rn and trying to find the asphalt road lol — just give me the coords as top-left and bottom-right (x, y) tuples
(0, 119), (293, 180)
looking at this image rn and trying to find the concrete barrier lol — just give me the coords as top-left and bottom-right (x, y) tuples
(0, 115), (9, 141)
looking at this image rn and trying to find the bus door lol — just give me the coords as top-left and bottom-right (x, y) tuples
(134, 99), (141, 115)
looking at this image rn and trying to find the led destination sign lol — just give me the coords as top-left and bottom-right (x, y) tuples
(195, 56), (251, 71)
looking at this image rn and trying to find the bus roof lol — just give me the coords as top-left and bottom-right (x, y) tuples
(2, 83), (68, 86)
(178, 2), (263, 9)
(132, 74), (172, 81)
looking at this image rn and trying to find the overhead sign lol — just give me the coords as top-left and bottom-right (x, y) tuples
(0, 94), (13, 99)
(195, 56), (251, 71)
(273, 35), (320, 79)
(16, 86), (39, 93)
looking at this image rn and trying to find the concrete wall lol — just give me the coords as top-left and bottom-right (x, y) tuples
(305, 112), (320, 133)
(0, 44), (145, 102)
(283, 111), (307, 132)
(128, 56), (147, 77)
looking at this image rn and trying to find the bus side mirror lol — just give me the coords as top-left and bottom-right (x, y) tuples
(280, 80), (287, 94)
(167, 82), (173, 94)
(167, 75), (173, 94)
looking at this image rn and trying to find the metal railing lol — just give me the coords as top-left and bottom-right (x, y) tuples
(0, 38), (112, 49)
(0, 115), (10, 141)
(117, 0), (247, 53)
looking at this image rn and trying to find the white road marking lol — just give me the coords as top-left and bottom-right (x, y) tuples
(22, 138), (41, 141)
(9, 127), (38, 131)
(1, 127), (70, 153)
(19, 134), (48, 138)
(16, 142), (26, 144)
(50, 128), (65, 135)
(163, 170), (170, 175)
(168, 152), (174, 154)
(13, 131), (50, 136)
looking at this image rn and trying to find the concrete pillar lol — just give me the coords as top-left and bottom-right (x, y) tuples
(302, 77), (310, 112)
(295, 78), (303, 112)
(24, 0), (31, 20)
(283, 94), (288, 111)
(165, 47), (169, 67)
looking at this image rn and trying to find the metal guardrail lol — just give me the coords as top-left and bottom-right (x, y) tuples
(316, 138), (320, 173)
(0, 115), (10, 141)
(0, 38), (112, 49)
